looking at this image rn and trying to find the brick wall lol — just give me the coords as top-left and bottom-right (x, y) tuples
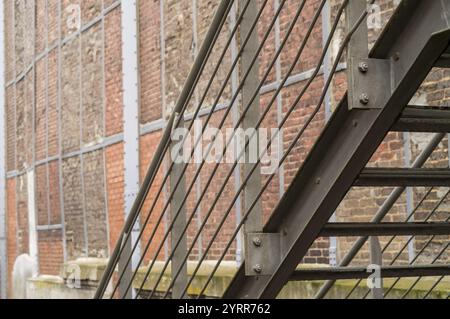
(105, 143), (124, 250)
(81, 23), (104, 146)
(139, 0), (162, 124)
(61, 37), (81, 154)
(35, 58), (47, 162)
(104, 6), (123, 137)
(37, 230), (64, 276)
(3, 0), (120, 292)
(139, 131), (167, 262)
(83, 150), (108, 257)
(62, 156), (85, 259)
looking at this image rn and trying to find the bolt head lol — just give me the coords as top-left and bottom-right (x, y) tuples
(253, 264), (262, 274)
(359, 94), (370, 105)
(358, 62), (369, 73)
(253, 237), (262, 247)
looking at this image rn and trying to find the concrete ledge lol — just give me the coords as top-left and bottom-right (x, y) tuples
(281, 277), (450, 299)
(27, 275), (96, 299)
(26, 259), (450, 299)
(61, 258), (108, 282)
(134, 261), (237, 298)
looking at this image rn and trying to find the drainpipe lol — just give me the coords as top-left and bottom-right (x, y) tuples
(0, 0), (7, 299)
(321, 0), (337, 266)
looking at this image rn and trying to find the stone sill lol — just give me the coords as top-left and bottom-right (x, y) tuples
(25, 258), (449, 299)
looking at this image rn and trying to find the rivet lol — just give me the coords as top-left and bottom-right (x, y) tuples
(359, 94), (369, 105)
(253, 264), (262, 274)
(358, 62), (369, 73)
(253, 237), (262, 247)
(393, 52), (400, 61)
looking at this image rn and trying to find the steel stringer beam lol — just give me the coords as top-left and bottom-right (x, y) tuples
(291, 265), (450, 281)
(392, 105), (450, 133)
(320, 222), (450, 237)
(355, 168), (450, 187)
(224, 0), (450, 299)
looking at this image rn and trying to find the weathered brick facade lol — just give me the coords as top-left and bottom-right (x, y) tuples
(2, 0), (449, 297)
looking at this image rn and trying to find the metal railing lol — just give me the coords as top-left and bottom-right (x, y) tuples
(96, 0), (449, 299)
(96, 0), (357, 299)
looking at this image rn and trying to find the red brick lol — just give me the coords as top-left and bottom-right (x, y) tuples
(105, 143), (125, 251)
(104, 6), (123, 136)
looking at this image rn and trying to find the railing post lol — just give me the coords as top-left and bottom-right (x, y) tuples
(346, 0), (369, 62)
(239, 0), (264, 276)
(369, 236), (383, 299)
(169, 114), (188, 299)
(346, 0), (369, 110)
(346, 1), (391, 111)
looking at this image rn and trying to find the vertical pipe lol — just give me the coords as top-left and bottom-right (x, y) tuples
(169, 115), (189, 299)
(191, 0), (203, 262)
(57, 0), (68, 263)
(230, 0), (243, 266)
(0, 0), (7, 299)
(240, 0), (263, 253)
(120, 0), (142, 299)
(79, 6), (89, 257)
(45, 0), (51, 228)
(29, 1), (38, 268)
(101, 0), (111, 254)
(321, 0), (337, 266)
(12, 0), (19, 277)
(345, 0), (368, 110)
(274, 0), (285, 198)
(26, 170), (38, 265)
(369, 236), (383, 299)
(403, 131), (415, 262)
(159, 0), (170, 260)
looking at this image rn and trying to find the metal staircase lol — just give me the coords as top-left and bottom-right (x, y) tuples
(96, 0), (450, 299)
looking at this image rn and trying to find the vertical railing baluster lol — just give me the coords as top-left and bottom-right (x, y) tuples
(239, 0), (264, 276)
(370, 236), (384, 299)
(169, 114), (189, 299)
(346, 0), (369, 110)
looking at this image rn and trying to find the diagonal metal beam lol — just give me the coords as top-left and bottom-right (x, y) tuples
(355, 168), (450, 187)
(392, 105), (450, 133)
(225, 0), (450, 299)
(320, 222), (450, 237)
(291, 265), (450, 281)
(435, 45), (450, 67)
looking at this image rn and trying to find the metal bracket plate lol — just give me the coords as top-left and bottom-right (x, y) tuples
(348, 58), (392, 110)
(245, 233), (281, 276)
